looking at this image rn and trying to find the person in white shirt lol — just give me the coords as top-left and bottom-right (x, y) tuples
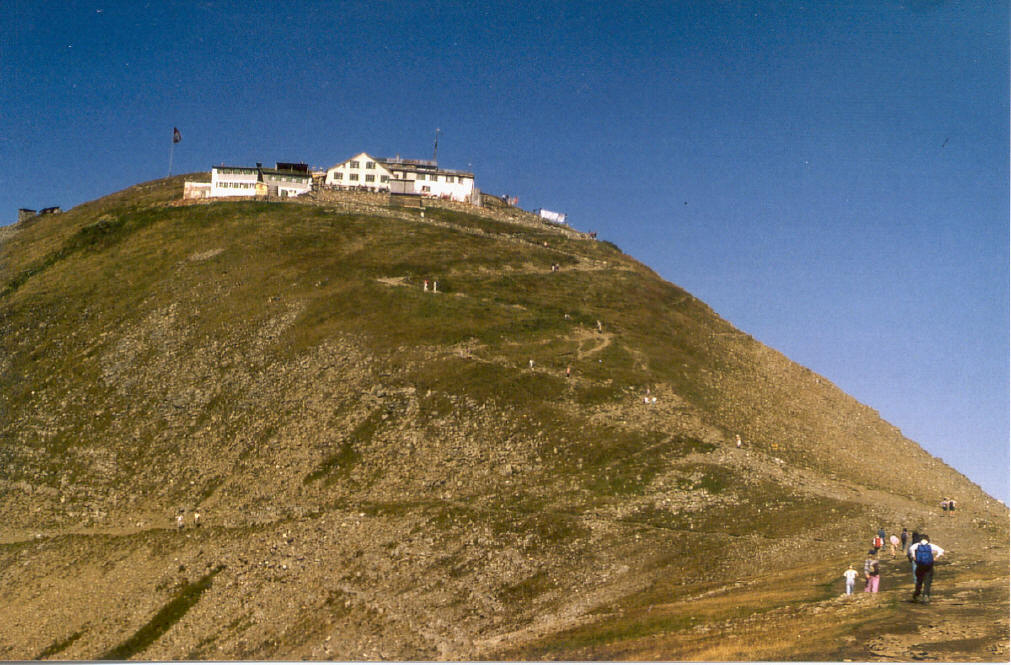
(908, 537), (945, 603)
(843, 564), (858, 595)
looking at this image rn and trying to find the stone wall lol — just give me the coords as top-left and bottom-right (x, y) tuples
(171, 187), (590, 240)
(306, 189), (588, 239)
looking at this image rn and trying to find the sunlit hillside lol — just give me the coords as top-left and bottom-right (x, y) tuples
(1, 177), (1006, 661)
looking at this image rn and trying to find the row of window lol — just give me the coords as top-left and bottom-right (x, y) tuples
(217, 182), (256, 189)
(215, 168), (257, 175)
(332, 173), (391, 183)
(348, 160), (377, 169)
(265, 175), (307, 183)
(329, 168), (469, 186)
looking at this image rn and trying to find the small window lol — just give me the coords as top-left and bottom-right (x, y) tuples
(365, 174), (375, 182)
(349, 173), (359, 181)
(350, 160), (359, 169)
(366, 161), (375, 169)
(380, 175), (389, 183)
(333, 172), (342, 180)
(421, 185), (431, 193)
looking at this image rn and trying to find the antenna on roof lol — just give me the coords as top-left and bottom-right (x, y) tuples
(433, 128), (440, 165)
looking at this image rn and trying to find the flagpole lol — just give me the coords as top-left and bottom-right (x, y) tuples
(168, 136), (175, 177)
(168, 127), (181, 177)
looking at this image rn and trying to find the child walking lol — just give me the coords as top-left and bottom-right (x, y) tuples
(864, 550), (881, 592)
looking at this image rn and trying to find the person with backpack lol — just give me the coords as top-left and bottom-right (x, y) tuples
(864, 550), (881, 592)
(909, 536), (945, 603)
(872, 533), (884, 553)
(908, 530), (923, 581)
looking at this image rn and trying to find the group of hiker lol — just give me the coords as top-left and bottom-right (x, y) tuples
(175, 508), (201, 530)
(843, 526), (945, 604)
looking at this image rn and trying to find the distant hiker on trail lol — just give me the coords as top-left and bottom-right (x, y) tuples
(877, 527), (886, 543)
(864, 550), (880, 593)
(423, 279), (429, 292)
(941, 498), (949, 514)
(872, 533), (884, 554)
(843, 564), (858, 595)
(176, 514), (184, 530)
(889, 534), (900, 557)
(735, 434), (742, 448)
(565, 365), (571, 378)
(193, 511), (201, 527)
(909, 536), (945, 603)
(900, 527), (909, 552)
(948, 498), (956, 513)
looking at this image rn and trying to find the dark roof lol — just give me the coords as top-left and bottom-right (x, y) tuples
(378, 159), (473, 179)
(275, 162), (310, 173)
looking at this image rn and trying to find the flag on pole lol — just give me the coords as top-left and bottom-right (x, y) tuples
(173, 127), (182, 143)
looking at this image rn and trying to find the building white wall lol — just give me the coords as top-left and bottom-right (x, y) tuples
(260, 171), (312, 197)
(183, 181), (212, 199)
(325, 152), (392, 190)
(326, 152), (476, 202)
(211, 167), (259, 197)
(409, 171), (474, 202)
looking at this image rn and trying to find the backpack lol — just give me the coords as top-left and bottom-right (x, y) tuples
(873, 536), (883, 549)
(915, 543), (934, 566)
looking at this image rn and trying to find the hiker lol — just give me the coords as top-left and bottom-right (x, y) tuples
(565, 365), (571, 379)
(423, 279), (429, 292)
(909, 536), (945, 603)
(843, 564), (858, 595)
(877, 527), (887, 543)
(864, 549), (880, 593)
(900, 527), (909, 552)
(193, 511), (201, 527)
(735, 434), (742, 448)
(872, 533), (884, 554)
(908, 530), (923, 582)
(433, 280), (438, 293)
(889, 534), (900, 557)
(176, 513), (184, 530)
(948, 498), (956, 513)
(941, 498), (949, 514)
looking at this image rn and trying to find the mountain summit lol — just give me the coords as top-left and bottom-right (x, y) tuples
(1, 176), (1006, 660)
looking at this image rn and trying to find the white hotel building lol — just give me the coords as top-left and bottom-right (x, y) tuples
(210, 163), (312, 198)
(325, 152), (476, 203)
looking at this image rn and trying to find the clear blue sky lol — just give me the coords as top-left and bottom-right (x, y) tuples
(3, 1), (1007, 503)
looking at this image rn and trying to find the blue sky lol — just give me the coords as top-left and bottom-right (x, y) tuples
(3, 1), (1008, 503)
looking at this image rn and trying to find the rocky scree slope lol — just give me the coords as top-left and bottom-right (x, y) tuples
(0, 176), (1005, 660)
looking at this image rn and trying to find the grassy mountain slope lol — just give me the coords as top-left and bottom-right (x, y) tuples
(1, 176), (1006, 660)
